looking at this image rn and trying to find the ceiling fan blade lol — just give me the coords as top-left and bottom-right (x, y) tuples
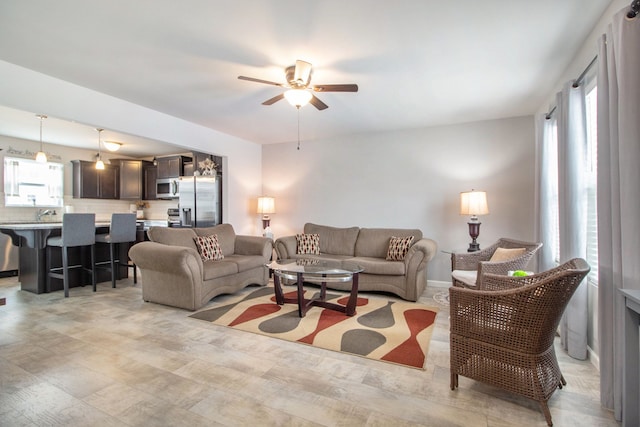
(294, 60), (312, 86)
(313, 84), (359, 92)
(262, 93), (285, 105)
(309, 95), (328, 110)
(238, 76), (284, 87)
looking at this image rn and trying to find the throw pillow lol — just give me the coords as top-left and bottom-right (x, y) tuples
(386, 236), (415, 261)
(489, 247), (526, 262)
(194, 234), (224, 261)
(296, 233), (320, 255)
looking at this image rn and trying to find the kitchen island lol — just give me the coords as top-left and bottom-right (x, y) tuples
(0, 222), (131, 294)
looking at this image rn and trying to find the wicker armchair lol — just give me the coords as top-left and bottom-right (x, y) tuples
(451, 237), (542, 289)
(449, 258), (590, 426)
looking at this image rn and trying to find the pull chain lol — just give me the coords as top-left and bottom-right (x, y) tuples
(296, 106), (301, 150)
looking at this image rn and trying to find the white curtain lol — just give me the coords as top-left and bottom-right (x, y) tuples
(597, 8), (640, 421)
(556, 80), (589, 360)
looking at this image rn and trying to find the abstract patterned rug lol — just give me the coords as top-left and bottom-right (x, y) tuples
(189, 286), (439, 369)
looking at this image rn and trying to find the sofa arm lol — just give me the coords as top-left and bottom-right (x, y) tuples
(274, 235), (298, 260)
(404, 238), (438, 271)
(129, 241), (203, 278)
(128, 241), (205, 310)
(235, 235), (273, 261)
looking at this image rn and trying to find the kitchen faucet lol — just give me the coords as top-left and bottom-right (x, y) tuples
(36, 209), (56, 222)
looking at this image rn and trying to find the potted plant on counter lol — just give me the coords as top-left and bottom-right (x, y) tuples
(135, 201), (149, 219)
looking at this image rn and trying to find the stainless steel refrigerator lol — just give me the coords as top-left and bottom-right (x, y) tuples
(178, 176), (221, 227)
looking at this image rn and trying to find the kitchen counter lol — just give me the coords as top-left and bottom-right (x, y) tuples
(0, 222), (128, 294)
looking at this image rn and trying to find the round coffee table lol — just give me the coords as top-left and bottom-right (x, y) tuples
(267, 259), (363, 317)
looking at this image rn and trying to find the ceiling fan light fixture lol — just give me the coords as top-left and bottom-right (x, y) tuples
(284, 89), (312, 107)
(103, 141), (122, 152)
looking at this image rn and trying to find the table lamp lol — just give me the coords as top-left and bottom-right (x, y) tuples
(257, 196), (275, 239)
(460, 190), (489, 252)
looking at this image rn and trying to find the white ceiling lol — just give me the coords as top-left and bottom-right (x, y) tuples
(0, 0), (613, 157)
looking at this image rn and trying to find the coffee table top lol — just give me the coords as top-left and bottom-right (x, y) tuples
(267, 259), (363, 281)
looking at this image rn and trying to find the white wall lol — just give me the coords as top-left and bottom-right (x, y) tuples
(0, 60), (263, 235)
(263, 115), (536, 282)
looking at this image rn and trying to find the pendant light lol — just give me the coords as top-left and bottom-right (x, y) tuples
(95, 128), (105, 170)
(35, 114), (48, 163)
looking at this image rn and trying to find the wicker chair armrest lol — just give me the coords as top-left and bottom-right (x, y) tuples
(451, 251), (491, 270)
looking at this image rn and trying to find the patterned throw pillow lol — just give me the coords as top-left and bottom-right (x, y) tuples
(386, 236), (415, 261)
(194, 234), (224, 261)
(296, 233), (320, 255)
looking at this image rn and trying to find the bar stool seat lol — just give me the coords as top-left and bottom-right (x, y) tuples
(46, 213), (96, 297)
(95, 213), (137, 288)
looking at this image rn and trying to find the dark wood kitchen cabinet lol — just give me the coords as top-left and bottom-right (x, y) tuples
(71, 160), (119, 199)
(111, 159), (152, 200)
(156, 155), (191, 178)
(143, 164), (157, 200)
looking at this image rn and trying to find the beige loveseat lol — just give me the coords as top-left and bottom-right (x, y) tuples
(129, 224), (272, 311)
(274, 223), (437, 301)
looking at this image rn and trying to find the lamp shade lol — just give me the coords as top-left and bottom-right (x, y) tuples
(257, 196), (275, 215)
(284, 89), (312, 107)
(460, 190), (489, 216)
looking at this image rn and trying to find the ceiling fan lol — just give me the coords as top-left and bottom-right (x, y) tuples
(238, 60), (358, 110)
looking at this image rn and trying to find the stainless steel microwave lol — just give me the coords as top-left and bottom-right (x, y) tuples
(156, 178), (179, 199)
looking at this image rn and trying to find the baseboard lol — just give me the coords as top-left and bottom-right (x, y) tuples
(428, 280), (451, 289)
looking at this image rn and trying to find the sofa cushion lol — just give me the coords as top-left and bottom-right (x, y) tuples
(296, 233), (320, 255)
(452, 269), (478, 287)
(355, 228), (422, 258)
(194, 234), (224, 261)
(195, 224), (236, 256)
(386, 236), (415, 261)
(225, 254), (267, 272)
(350, 256), (406, 275)
(304, 223), (360, 256)
(202, 260), (239, 280)
(148, 227), (198, 250)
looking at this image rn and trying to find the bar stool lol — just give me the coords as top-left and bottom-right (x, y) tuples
(95, 213), (137, 288)
(46, 213), (97, 298)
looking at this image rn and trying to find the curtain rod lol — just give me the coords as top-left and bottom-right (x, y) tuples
(545, 0), (638, 119)
(545, 55), (597, 119)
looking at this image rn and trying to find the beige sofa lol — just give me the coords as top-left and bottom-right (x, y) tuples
(274, 223), (437, 301)
(129, 224), (272, 311)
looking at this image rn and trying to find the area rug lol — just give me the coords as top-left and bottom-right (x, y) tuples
(190, 286), (439, 369)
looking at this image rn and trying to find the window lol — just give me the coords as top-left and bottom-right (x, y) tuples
(4, 157), (64, 207)
(584, 83), (598, 285)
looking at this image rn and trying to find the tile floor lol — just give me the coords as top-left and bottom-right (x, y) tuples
(0, 275), (619, 426)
